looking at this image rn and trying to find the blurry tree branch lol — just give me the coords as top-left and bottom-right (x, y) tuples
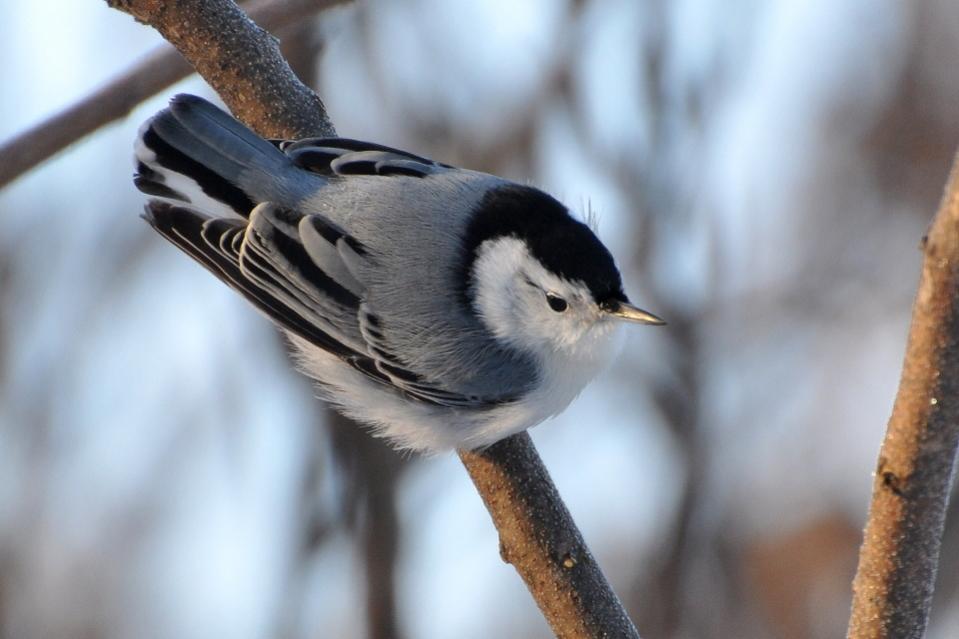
(104, 1), (642, 637)
(847, 151), (959, 638)
(0, 0), (348, 191)
(330, 412), (406, 639)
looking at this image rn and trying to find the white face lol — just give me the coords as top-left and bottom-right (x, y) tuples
(470, 237), (624, 358)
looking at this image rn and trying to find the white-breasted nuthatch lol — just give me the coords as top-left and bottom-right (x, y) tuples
(134, 94), (664, 452)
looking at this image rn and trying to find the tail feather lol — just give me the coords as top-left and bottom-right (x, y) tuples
(134, 94), (308, 218)
(166, 94), (284, 167)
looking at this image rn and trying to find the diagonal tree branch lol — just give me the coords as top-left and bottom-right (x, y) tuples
(105, 0), (335, 139)
(103, 1), (642, 637)
(460, 434), (641, 637)
(0, 45), (189, 191)
(847, 151), (959, 638)
(0, 0), (349, 191)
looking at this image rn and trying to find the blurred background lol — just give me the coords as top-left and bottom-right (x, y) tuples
(2, 0), (959, 637)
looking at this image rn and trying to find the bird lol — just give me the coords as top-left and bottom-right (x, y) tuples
(133, 94), (664, 453)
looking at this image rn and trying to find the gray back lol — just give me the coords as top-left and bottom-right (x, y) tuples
(299, 169), (539, 401)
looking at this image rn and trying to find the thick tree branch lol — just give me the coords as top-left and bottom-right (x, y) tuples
(104, 1), (642, 637)
(106, 0), (335, 139)
(0, 0), (346, 191)
(460, 434), (641, 638)
(847, 151), (959, 638)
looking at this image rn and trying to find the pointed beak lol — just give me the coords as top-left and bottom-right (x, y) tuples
(601, 300), (666, 325)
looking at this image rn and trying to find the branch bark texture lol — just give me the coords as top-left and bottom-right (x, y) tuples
(847, 151), (959, 638)
(105, 1), (641, 637)
(107, 0), (334, 139)
(460, 434), (641, 638)
(0, 0), (345, 190)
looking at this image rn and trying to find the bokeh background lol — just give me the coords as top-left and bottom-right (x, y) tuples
(2, 0), (959, 637)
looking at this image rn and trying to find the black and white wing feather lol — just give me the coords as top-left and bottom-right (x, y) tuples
(135, 94), (507, 409)
(276, 136), (451, 178)
(144, 201), (490, 408)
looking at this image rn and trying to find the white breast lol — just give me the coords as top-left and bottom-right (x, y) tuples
(286, 321), (623, 454)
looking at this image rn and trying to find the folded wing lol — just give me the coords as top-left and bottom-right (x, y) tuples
(145, 201), (498, 408)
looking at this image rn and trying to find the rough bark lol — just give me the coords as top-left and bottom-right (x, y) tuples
(106, 0), (334, 139)
(847, 151), (959, 638)
(460, 434), (641, 638)
(105, 1), (641, 637)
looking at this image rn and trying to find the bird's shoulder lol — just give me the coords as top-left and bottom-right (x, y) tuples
(262, 138), (542, 405)
(271, 137), (454, 179)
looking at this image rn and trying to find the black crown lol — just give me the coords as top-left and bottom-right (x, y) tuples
(460, 184), (626, 304)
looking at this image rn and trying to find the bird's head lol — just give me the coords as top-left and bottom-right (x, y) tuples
(463, 185), (664, 363)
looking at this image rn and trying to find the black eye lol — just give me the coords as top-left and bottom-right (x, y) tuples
(546, 293), (568, 313)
